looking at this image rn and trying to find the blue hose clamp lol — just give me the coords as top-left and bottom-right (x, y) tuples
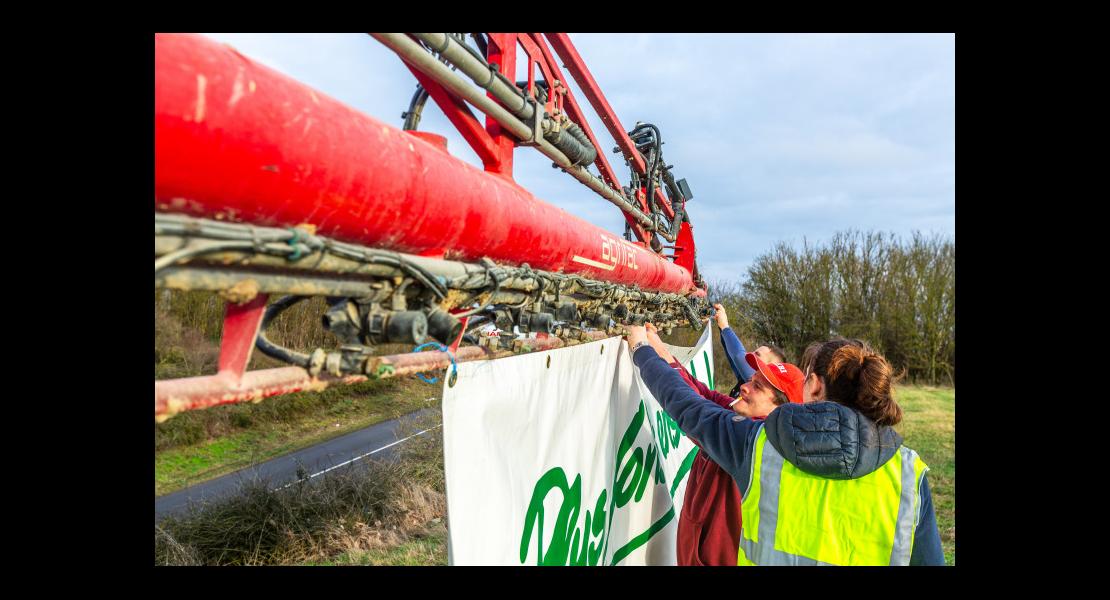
(412, 342), (457, 385)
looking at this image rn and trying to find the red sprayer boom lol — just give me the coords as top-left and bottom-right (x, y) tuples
(154, 33), (709, 421)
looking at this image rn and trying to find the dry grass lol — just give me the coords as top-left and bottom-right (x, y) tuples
(154, 407), (447, 566)
(321, 481), (446, 559)
(315, 523), (448, 566)
(154, 301), (219, 380)
(153, 460), (447, 565)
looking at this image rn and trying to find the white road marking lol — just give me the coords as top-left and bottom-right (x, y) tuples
(572, 255), (616, 271)
(277, 424), (442, 490)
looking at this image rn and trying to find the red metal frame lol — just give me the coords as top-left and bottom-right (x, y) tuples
(406, 65), (501, 169)
(544, 33), (697, 269)
(524, 33), (651, 245)
(544, 33), (675, 221)
(482, 33), (517, 177)
(216, 294), (270, 378)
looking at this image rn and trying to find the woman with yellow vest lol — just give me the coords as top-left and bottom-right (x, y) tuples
(627, 329), (945, 565)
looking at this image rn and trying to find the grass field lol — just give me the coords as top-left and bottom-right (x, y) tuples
(893, 385), (956, 565)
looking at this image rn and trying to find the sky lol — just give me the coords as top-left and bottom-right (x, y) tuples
(199, 33), (954, 285)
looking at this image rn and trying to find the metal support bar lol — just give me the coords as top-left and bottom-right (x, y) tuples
(448, 316), (470, 354)
(156, 265), (531, 308)
(156, 331), (613, 422)
(482, 33), (517, 176)
(155, 368), (369, 423)
(216, 294), (270, 379)
(157, 266), (388, 299)
(516, 95), (545, 146)
(404, 64), (501, 168)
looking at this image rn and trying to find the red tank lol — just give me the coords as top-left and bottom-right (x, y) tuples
(155, 33), (699, 295)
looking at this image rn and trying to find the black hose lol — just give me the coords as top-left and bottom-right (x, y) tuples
(454, 270), (503, 318)
(662, 167), (688, 230)
(402, 85), (431, 131)
(662, 165), (683, 204)
(565, 123), (596, 165)
(630, 123), (662, 211)
(470, 33), (488, 57)
(644, 147), (658, 211)
(517, 80), (550, 104)
(544, 122), (597, 166)
(255, 296), (313, 367)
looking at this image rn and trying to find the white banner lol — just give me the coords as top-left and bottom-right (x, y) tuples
(442, 327), (714, 566)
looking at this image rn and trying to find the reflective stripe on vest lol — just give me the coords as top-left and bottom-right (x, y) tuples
(738, 426), (928, 566)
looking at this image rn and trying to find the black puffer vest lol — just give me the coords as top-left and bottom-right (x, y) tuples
(762, 401), (902, 479)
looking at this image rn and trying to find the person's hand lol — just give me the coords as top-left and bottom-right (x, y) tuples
(625, 325), (647, 349)
(645, 323), (675, 363)
(713, 303), (730, 330)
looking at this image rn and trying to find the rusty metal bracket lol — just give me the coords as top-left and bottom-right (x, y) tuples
(516, 95), (545, 147)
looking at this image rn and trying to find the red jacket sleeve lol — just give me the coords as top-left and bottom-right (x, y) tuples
(668, 359), (735, 409)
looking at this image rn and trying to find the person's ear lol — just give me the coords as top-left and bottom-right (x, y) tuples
(809, 374), (825, 401)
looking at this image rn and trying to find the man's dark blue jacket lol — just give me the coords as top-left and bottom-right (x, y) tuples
(633, 345), (945, 566)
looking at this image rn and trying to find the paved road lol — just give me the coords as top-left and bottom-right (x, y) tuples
(155, 408), (439, 523)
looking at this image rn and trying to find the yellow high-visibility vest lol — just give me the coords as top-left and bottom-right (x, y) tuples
(738, 425), (928, 566)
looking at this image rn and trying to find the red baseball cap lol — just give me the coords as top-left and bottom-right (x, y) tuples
(744, 352), (805, 404)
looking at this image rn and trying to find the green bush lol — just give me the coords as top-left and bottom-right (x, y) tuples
(708, 231), (954, 386)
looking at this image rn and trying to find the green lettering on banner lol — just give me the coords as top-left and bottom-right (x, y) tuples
(670, 446), (699, 496)
(702, 351), (714, 390)
(519, 467), (608, 566)
(654, 409), (685, 459)
(610, 507), (676, 566)
(521, 399), (676, 566)
(612, 400), (647, 507)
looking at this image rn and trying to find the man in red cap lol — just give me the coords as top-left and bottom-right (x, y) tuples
(642, 324), (804, 565)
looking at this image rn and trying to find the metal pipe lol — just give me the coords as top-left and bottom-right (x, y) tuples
(370, 34), (538, 150)
(155, 226), (492, 284)
(413, 33), (535, 122)
(364, 330), (610, 379)
(370, 33), (655, 231)
(155, 368), (369, 423)
(413, 34), (594, 168)
(155, 332), (615, 422)
(154, 217), (690, 307)
(156, 266), (532, 307)
(157, 267), (383, 299)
